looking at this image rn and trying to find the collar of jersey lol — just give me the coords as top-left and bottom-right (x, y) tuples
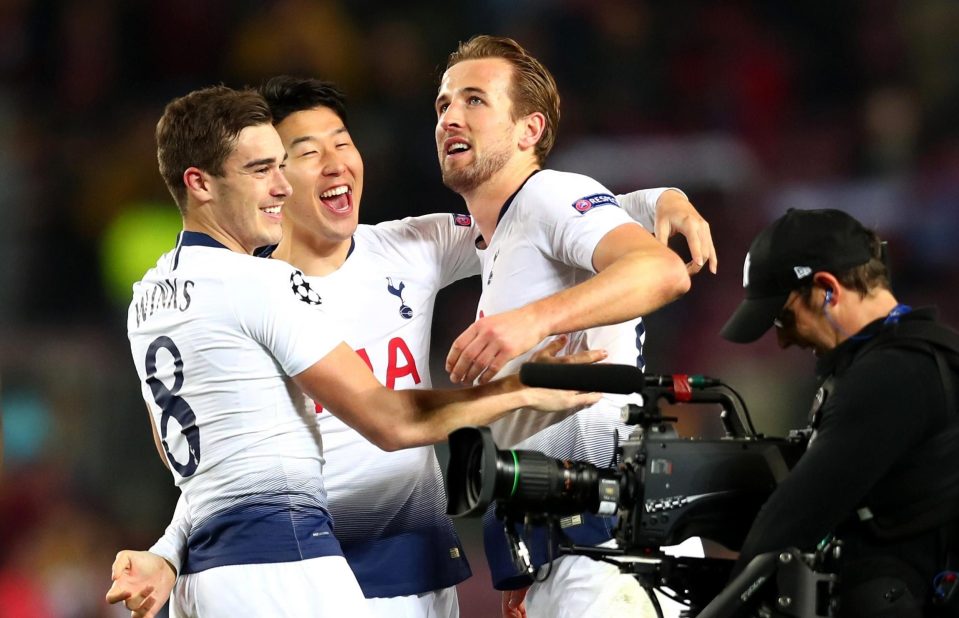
(178, 231), (230, 250)
(253, 237), (356, 263)
(477, 169), (542, 247)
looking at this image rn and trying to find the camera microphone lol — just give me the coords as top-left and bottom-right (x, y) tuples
(520, 362), (643, 394)
(519, 362), (719, 395)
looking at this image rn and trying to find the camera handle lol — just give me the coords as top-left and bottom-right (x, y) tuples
(626, 381), (757, 439)
(498, 510), (569, 583)
(696, 548), (839, 617)
(501, 513), (535, 578)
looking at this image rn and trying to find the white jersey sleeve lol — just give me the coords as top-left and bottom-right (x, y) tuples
(370, 213), (481, 288)
(521, 171), (640, 273)
(150, 491), (191, 575)
(231, 265), (342, 377)
(616, 187), (688, 232)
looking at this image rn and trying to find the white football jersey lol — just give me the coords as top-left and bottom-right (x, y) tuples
(479, 170), (651, 588)
(308, 213), (480, 597)
(480, 170), (646, 456)
(128, 232), (343, 573)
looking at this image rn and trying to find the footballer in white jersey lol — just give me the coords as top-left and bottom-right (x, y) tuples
(309, 213), (479, 597)
(433, 38), (708, 618)
(476, 171), (668, 614)
(127, 231), (369, 615)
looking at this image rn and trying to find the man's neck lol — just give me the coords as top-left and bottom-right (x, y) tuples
(460, 161), (540, 244)
(272, 227), (352, 276)
(842, 288), (900, 340)
(183, 216), (250, 254)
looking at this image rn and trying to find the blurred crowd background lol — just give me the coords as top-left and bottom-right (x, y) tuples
(1, 1), (958, 616)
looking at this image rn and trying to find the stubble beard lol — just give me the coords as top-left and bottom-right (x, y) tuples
(441, 146), (511, 196)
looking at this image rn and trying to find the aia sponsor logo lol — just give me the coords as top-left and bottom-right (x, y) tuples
(314, 337), (421, 413)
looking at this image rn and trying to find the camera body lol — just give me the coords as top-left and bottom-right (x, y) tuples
(446, 365), (819, 614)
(446, 372), (806, 555)
(615, 429), (805, 553)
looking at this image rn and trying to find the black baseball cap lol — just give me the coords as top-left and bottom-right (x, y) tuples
(720, 208), (874, 343)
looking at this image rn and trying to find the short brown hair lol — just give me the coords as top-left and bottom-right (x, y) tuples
(445, 35), (560, 165)
(156, 86), (273, 213)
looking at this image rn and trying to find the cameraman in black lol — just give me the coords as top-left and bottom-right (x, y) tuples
(720, 208), (959, 616)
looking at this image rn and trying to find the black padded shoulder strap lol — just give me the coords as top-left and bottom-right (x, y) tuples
(851, 318), (959, 539)
(861, 320), (959, 417)
(858, 319), (959, 360)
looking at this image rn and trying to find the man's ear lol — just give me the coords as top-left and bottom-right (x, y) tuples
(813, 272), (841, 305)
(184, 167), (212, 203)
(517, 112), (546, 152)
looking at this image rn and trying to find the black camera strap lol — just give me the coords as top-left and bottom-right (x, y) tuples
(848, 319), (959, 541)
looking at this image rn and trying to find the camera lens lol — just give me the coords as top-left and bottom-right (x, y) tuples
(446, 426), (620, 518)
(465, 441), (485, 506)
(493, 450), (612, 516)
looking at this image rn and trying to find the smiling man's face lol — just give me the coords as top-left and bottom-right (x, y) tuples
(275, 106), (364, 246)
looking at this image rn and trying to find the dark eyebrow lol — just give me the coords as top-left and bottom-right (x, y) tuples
(435, 86), (488, 107)
(243, 157), (278, 169)
(289, 136), (314, 148)
(289, 126), (349, 148)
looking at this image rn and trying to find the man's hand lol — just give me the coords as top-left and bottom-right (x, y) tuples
(502, 587), (529, 618)
(527, 334), (605, 366)
(654, 189), (717, 275)
(447, 306), (547, 385)
(508, 335), (604, 412)
(105, 550), (176, 618)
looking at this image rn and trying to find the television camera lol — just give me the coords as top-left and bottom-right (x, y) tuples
(445, 362), (841, 617)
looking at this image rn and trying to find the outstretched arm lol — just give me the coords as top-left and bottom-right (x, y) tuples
(294, 336), (603, 451)
(447, 222), (690, 384)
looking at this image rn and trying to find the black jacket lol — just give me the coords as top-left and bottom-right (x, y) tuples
(735, 308), (959, 612)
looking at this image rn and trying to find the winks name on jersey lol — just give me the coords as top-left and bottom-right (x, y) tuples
(132, 278), (195, 327)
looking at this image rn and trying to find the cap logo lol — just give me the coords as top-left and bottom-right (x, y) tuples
(742, 252), (751, 288)
(793, 266), (812, 280)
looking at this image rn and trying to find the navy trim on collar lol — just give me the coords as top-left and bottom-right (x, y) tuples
(497, 169), (540, 225)
(476, 170), (541, 247)
(174, 231), (230, 270)
(180, 231), (230, 250)
(261, 237), (354, 263)
(255, 244), (277, 258)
